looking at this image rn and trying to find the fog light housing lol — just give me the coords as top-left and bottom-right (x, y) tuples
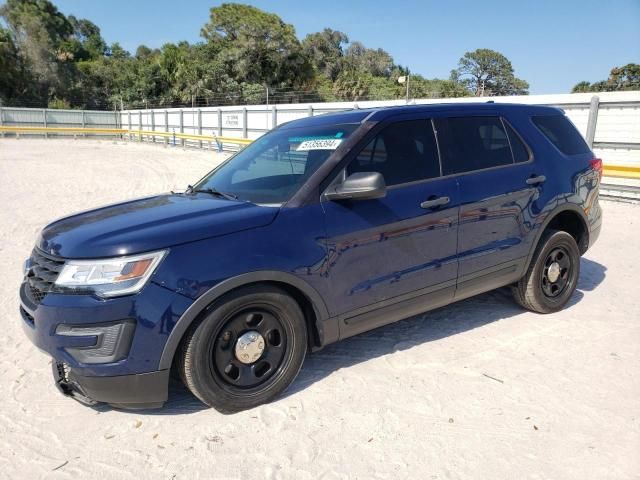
(55, 320), (135, 364)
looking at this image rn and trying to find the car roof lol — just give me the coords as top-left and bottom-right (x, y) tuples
(278, 102), (563, 129)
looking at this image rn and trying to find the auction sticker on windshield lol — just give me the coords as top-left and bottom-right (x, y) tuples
(296, 139), (343, 151)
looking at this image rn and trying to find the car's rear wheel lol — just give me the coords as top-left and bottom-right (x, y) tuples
(178, 285), (307, 413)
(512, 229), (581, 313)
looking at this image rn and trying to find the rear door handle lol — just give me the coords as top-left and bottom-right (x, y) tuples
(526, 175), (546, 185)
(420, 196), (450, 209)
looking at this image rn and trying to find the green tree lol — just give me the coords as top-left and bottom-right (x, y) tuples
(302, 28), (348, 81)
(201, 3), (312, 90)
(0, 0), (74, 101)
(571, 64), (640, 93)
(0, 26), (25, 103)
(571, 81), (592, 93)
(67, 16), (106, 60)
(609, 63), (640, 90)
(344, 41), (394, 77)
(450, 48), (529, 96)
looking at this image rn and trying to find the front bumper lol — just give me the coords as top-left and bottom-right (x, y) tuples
(19, 279), (194, 408)
(52, 361), (169, 409)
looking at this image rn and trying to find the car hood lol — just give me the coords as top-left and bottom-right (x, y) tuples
(38, 193), (279, 258)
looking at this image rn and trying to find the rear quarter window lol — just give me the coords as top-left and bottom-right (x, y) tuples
(532, 115), (590, 155)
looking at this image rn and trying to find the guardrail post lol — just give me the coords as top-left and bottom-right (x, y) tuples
(271, 106), (277, 130)
(138, 110), (142, 142)
(197, 108), (202, 149)
(242, 107), (248, 139)
(179, 109), (184, 148)
(43, 109), (47, 139)
(81, 110), (86, 139)
(150, 110), (155, 144)
(127, 112), (131, 141)
(308, 105), (313, 117)
(217, 108), (222, 136)
(0, 106), (4, 138)
(164, 110), (168, 147)
(585, 95), (600, 148)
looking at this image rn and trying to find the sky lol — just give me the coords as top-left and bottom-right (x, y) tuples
(30, 0), (640, 94)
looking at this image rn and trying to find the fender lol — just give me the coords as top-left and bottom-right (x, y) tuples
(523, 202), (589, 271)
(157, 271), (333, 370)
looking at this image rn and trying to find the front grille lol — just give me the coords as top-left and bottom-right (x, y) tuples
(24, 248), (65, 304)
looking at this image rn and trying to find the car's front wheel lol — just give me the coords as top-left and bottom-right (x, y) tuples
(512, 229), (581, 313)
(178, 285), (307, 413)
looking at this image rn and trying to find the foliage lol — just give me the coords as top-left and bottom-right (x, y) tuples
(0, 1), (531, 109)
(572, 64), (640, 93)
(450, 48), (529, 96)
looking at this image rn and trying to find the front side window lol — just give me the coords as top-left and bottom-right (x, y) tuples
(194, 124), (358, 204)
(435, 116), (515, 175)
(348, 120), (440, 186)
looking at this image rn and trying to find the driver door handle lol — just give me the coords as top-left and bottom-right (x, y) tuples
(420, 196), (450, 209)
(526, 175), (546, 185)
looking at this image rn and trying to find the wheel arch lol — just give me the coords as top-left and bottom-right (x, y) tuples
(526, 204), (589, 269)
(158, 271), (333, 371)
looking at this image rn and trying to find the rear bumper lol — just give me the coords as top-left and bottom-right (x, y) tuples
(588, 202), (602, 250)
(52, 361), (169, 409)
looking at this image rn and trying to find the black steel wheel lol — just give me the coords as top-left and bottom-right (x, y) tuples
(540, 246), (573, 298)
(211, 307), (287, 390)
(512, 229), (581, 314)
(178, 285), (307, 413)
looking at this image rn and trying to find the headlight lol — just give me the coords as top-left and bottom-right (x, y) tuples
(54, 250), (167, 297)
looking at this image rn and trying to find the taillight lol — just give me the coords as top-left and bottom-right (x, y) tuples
(590, 158), (603, 179)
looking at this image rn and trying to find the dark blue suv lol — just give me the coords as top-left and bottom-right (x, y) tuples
(20, 103), (602, 412)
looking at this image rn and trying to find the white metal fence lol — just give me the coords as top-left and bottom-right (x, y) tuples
(0, 107), (118, 135)
(119, 91), (640, 166)
(2, 92), (639, 166)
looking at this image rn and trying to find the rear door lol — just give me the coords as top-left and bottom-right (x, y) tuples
(433, 114), (543, 297)
(321, 116), (460, 333)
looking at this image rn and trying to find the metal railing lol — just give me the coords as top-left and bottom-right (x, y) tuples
(0, 125), (253, 149)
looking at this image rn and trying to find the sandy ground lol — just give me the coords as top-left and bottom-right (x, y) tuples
(0, 139), (639, 480)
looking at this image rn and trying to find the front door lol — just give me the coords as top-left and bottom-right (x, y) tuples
(321, 117), (460, 336)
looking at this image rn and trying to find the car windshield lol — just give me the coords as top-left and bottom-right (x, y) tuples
(193, 123), (359, 204)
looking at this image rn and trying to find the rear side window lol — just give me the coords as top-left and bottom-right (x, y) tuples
(532, 115), (590, 155)
(505, 122), (531, 163)
(348, 120), (440, 186)
(434, 116), (514, 175)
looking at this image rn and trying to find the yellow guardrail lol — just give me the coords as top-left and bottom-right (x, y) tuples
(0, 126), (253, 146)
(2, 125), (640, 178)
(0, 125), (127, 134)
(126, 129), (253, 145)
(603, 165), (640, 179)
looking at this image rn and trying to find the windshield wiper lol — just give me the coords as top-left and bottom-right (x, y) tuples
(188, 185), (239, 201)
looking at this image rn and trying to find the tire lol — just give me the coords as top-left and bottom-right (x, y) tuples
(512, 229), (581, 314)
(177, 285), (307, 413)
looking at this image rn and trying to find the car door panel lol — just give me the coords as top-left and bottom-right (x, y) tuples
(456, 165), (540, 283)
(320, 116), (460, 330)
(322, 178), (459, 317)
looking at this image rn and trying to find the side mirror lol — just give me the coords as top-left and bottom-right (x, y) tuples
(325, 172), (386, 201)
